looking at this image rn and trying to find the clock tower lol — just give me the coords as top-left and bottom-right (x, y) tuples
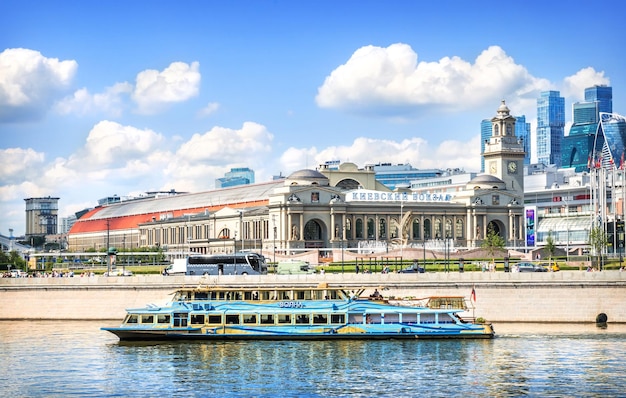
(482, 100), (526, 194)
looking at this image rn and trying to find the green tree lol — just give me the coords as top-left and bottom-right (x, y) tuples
(588, 226), (608, 270)
(545, 231), (556, 266)
(481, 224), (506, 263)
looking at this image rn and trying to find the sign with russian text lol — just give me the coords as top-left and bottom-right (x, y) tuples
(345, 189), (453, 203)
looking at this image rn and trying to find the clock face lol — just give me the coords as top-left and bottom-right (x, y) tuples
(507, 161), (517, 174)
(489, 162), (497, 173)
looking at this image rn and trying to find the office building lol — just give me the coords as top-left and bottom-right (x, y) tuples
(536, 91), (565, 167)
(216, 167), (255, 188)
(24, 197), (59, 238)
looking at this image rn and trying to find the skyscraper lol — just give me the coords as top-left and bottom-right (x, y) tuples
(585, 85), (612, 114)
(536, 91), (565, 167)
(515, 115), (531, 166)
(562, 85), (613, 171)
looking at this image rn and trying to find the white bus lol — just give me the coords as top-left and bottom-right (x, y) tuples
(185, 252), (268, 276)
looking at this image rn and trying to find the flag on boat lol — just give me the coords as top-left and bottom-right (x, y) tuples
(471, 285), (476, 302)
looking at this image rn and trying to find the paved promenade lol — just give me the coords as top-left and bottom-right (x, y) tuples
(1, 271), (624, 323)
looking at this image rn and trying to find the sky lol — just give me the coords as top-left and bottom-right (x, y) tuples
(1, 0), (625, 237)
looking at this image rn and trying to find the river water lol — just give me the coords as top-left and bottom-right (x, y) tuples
(1, 321), (625, 397)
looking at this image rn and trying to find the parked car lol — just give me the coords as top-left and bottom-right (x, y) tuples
(538, 262), (560, 272)
(103, 269), (133, 276)
(516, 262), (547, 272)
(399, 265), (425, 273)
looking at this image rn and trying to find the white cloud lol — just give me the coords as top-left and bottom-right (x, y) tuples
(198, 102), (220, 117)
(68, 120), (166, 169)
(133, 61), (201, 114)
(54, 82), (133, 117)
(0, 147), (46, 184)
(280, 135), (481, 175)
(176, 122), (273, 163)
(562, 67), (610, 102)
(0, 48), (77, 122)
(316, 44), (548, 117)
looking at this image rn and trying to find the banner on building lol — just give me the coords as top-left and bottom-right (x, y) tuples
(525, 206), (536, 247)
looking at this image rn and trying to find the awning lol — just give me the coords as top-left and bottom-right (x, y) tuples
(537, 216), (592, 233)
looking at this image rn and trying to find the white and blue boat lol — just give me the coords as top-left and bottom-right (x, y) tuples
(102, 283), (494, 340)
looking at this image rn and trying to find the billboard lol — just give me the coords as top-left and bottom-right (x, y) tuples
(525, 206), (536, 247)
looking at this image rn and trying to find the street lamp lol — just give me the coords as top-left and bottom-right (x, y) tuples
(272, 214), (276, 265)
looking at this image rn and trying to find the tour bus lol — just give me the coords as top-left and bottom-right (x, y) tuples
(184, 252), (268, 276)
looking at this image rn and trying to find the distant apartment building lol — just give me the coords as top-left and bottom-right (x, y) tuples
(536, 91), (565, 167)
(216, 167), (255, 188)
(370, 163), (444, 190)
(24, 196), (59, 238)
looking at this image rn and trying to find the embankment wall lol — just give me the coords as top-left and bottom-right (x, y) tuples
(1, 271), (624, 323)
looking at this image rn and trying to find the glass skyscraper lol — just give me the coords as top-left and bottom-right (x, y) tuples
(536, 91), (565, 167)
(562, 85), (613, 171)
(585, 85), (612, 114)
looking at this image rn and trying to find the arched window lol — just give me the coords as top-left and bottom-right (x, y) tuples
(355, 218), (363, 239)
(494, 124), (499, 135)
(434, 218), (442, 239)
(424, 219), (431, 240)
(367, 218), (375, 239)
(345, 218), (352, 240)
(445, 218), (452, 239)
(412, 218), (421, 240)
(379, 218), (386, 239)
(455, 219), (464, 239)
(218, 228), (230, 239)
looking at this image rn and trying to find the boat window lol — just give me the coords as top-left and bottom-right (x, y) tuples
(327, 290), (339, 300)
(218, 292), (226, 300)
(125, 314), (138, 324)
(295, 290), (312, 300)
(261, 291), (272, 300)
(312, 314), (327, 324)
(348, 314), (363, 324)
(191, 314), (205, 325)
(243, 314), (257, 324)
(439, 313), (455, 324)
(226, 315), (240, 324)
(157, 314), (170, 324)
(312, 290), (323, 300)
(385, 313), (399, 324)
(421, 314), (436, 324)
(141, 315), (154, 324)
(277, 314), (291, 324)
(207, 314), (222, 324)
(296, 314), (310, 324)
(281, 291), (291, 300)
(195, 292), (208, 300)
(210, 292), (217, 300)
(402, 313), (417, 324)
(173, 313), (188, 327)
(260, 314), (274, 324)
(330, 314), (345, 324)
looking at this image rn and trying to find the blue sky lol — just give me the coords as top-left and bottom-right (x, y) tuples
(1, 0), (625, 236)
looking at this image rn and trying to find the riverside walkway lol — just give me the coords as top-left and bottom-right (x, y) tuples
(1, 271), (624, 323)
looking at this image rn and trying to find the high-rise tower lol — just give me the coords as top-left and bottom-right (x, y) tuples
(562, 85), (613, 171)
(536, 91), (565, 167)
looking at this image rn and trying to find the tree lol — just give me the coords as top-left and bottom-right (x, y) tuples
(588, 226), (608, 270)
(545, 231), (556, 266)
(481, 224), (506, 263)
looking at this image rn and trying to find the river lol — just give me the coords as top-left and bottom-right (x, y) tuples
(1, 321), (625, 397)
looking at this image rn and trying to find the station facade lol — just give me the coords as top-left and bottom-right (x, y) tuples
(68, 102), (526, 259)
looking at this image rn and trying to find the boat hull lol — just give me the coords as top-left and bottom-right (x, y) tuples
(102, 325), (495, 341)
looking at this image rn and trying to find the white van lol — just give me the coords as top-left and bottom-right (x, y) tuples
(276, 260), (315, 275)
(164, 258), (187, 275)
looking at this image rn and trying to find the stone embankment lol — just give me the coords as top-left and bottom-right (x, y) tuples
(1, 271), (624, 323)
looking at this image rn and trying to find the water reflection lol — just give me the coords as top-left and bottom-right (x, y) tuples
(1, 321), (625, 397)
